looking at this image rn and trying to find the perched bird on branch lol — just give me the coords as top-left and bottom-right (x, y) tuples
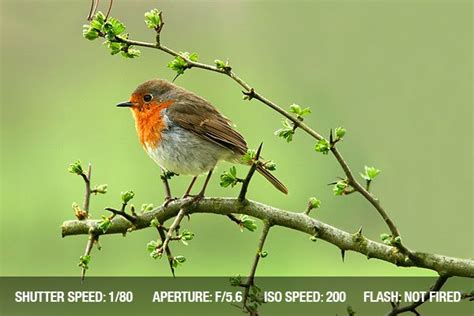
(117, 79), (288, 200)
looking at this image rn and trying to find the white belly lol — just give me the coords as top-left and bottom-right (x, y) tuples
(145, 125), (235, 175)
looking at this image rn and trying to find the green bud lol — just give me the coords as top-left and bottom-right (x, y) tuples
(150, 249), (162, 259)
(180, 230), (194, 245)
(229, 275), (242, 287)
(242, 149), (257, 163)
(68, 160), (83, 175)
(214, 59), (226, 69)
(150, 218), (159, 227)
(142, 203), (154, 212)
(309, 235), (318, 242)
(93, 184), (108, 194)
(264, 161), (277, 171)
(260, 251), (268, 258)
(335, 127), (346, 140)
(308, 197), (321, 209)
(333, 180), (348, 196)
(380, 233), (393, 245)
(82, 25), (99, 40)
(314, 139), (330, 154)
(121, 190), (135, 203)
(94, 11), (106, 25)
(144, 9), (162, 29)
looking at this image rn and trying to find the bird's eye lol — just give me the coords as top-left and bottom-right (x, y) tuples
(143, 94), (153, 102)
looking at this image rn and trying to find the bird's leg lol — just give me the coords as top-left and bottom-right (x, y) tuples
(160, 169), (176, 207)
(183, 176), (198, 198)
(193, 169), (214, 202)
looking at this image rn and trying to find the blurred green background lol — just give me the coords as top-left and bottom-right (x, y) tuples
(0, 0), (472, 277)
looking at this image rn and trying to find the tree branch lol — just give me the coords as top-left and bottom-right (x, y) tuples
(61, 198), (474, 278)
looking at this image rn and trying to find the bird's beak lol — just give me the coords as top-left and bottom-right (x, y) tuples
(116, 101), (134, 108)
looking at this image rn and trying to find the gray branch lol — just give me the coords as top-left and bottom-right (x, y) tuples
(61, 197), (474, 278)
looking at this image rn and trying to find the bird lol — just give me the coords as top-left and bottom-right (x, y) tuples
(116, 79), (288, 201)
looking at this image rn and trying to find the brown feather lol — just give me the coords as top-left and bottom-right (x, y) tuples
(166, 89), (248, 155)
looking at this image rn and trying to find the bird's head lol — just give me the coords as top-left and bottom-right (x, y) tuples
(117, 79), (176, 116)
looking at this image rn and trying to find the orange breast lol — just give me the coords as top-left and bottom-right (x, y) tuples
(132, 100), (174, 147)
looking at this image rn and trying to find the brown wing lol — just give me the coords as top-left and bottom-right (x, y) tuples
(166, 90), (248, 155)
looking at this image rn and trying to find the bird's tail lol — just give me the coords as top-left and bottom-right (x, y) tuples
(256, 164), (288, 194)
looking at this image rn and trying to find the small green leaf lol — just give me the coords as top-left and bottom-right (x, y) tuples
(240, 215), (257, 232)
(68, 160), (83, 175)
(220, 167), (239, 188)
(335, 127), (346, 140)
(172, 255), (186, 268)
(105, 17), (125, 36)
(260, 251), (268, 258)
(188, 52), (198, 62)
(167, 52), (198, 75)
(78, 255), (91, 270)
(274, 120), (295, 143)
(98, 216), (112, 233)
(121, 48), (141, 58)
(309, 235), (318, 242)
(147, 240), (159, 253)
(121, 190), (135, 203)
(360, 166), (381, 181)
(180, 230), (194, 245)
(289, 104), (311, 118)
(242, 149), (257, 163)
(144, 9), (162, 29)
(314, 139), (330, 154)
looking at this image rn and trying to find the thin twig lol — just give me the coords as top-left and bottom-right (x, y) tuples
(104, 207), (136, 223)
(388, 275), (449, 315)
(105, 0), (113, 20)
(242, 221), (271, 314)
(158, 207), (187, 257)
(238, 143), (263, 202)
(81, 234), (98, 281)
(156, 225), (175, 277)
(81, 164), (92, 215)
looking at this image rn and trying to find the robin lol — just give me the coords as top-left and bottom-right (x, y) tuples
(117, 79), (288, 200)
